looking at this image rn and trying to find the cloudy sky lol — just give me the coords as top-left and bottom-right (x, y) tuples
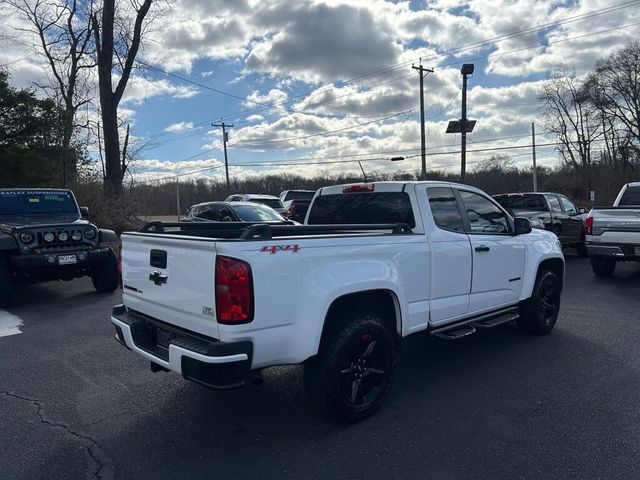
(1, 0), (639, 181)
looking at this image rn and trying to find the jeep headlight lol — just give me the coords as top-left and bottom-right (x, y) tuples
(43, 232), (55, 243)
(84, 228), (96, 240)
(19, 231), (34, 243)
(58, 231), (69, 242)
(71, 231), (82, 241)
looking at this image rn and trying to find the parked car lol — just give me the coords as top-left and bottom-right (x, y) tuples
(183, 201), (289, 223)
(225, 193), (287, 217)
(585, 181), (640, 277)
(279, 190), (316, 222)
(0, 188), (118, 307)
(111, 181), (564, 422)
(494, 192), (588, 256)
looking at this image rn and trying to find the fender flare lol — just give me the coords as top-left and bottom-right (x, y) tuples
(0, 233), (18, 253)
(99, 228), (118, 244)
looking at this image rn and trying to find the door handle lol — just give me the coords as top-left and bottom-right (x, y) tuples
(475, 245), (490, 252)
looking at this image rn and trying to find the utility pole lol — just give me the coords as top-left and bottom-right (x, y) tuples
(213, 121), (233, 195)
(531, 122), (538, 192)
(176, 177), (181, 220)
(412, 61), (434, 179)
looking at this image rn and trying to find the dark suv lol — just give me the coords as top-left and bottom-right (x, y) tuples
(0, 188), (119, 307)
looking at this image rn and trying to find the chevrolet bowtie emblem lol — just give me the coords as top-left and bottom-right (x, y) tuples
(149, 271), (168, 286)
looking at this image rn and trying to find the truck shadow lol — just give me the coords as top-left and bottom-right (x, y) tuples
(93, 321), (639, 479)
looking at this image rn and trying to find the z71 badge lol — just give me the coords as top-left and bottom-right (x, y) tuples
(260, 244), (300, 254)
(202, 306), (215, 317)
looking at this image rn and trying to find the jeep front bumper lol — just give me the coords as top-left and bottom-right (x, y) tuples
(111, 305), (253, 389)
(10, 247), (112, 269)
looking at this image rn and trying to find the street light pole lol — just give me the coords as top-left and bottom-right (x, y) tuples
(460, 64), (474, 182)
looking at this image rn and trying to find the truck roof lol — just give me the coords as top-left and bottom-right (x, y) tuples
(317, 180), (487, 196)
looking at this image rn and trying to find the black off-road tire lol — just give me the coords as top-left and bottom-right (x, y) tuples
(517, 269), (561, 335)
(576, 242), (589, 258)
(91, 248), (119, 293)
(0, 255), (13, 308)
(591, 256), (616, 277)
(304, 314), (399, 423)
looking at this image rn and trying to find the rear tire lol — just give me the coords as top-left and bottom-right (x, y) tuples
(0, 255), (13, 308)
(518, 269), (561, 335)
(91, 248), (119, 293)
(591, 256), (616, 277)
(304, 314), (399, 422)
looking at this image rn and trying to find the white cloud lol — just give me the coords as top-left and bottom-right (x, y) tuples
(164, 121), (195, 133)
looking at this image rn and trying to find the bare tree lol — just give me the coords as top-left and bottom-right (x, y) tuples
(8, 0), (95, 186)
(539, 68), (602, 193)
(92, 0), (153, 194)
(587, 41), (640, 165)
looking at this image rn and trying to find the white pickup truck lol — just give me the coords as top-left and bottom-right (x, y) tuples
(586, 181), (640, 276)
(111, 181), (564, 421)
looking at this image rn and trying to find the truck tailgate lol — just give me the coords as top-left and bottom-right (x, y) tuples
(121, 233), (219, 339)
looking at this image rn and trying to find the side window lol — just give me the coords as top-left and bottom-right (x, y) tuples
(559, 196), (577, 215)
(426, 187), (464, 232)
(459, 190), (510, 234)
(546, 195), (562, 213)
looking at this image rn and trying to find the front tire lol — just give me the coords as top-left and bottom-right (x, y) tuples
(591, 256), (616, 277)
(518, 269), (561, 335)
(91, 248), (119, 293)
(0, 255), (13, 308)
(304, 314), (399, 422)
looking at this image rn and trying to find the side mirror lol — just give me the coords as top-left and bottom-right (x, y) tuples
(514, 217), (532, 235)
(578, 207), (588, 215)
(79, 206), (89, 218)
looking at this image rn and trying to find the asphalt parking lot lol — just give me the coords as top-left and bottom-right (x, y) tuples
(1, 255), (639, 480)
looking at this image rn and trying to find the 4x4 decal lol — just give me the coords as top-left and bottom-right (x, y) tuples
(260, 244), (300, 254)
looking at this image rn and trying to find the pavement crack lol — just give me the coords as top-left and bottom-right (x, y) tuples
(0, 390), (113, 480)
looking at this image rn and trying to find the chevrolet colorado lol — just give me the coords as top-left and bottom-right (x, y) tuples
(111, 181), (564, 421)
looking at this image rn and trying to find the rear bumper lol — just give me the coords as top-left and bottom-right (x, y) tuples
(11, 247), (111, 269)
(111, 305), (253, 389)
(586, 242), (640, 260)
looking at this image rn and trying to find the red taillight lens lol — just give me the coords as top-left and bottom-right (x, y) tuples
(343, 183), (375, 193)
(584, 216), (593, 235)
(215, 256), (253, 324)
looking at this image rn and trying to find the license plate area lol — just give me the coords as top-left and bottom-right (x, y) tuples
(58, 254), (77, 265)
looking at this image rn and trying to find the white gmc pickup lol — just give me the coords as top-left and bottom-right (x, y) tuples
(586, 182), (640, 276)
(111, 181), (565, 421)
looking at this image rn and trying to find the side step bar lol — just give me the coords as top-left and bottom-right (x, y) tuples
(430, 307), (519, 341)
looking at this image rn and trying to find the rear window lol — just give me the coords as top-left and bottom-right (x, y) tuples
(619, 186), (640, 206)
(495, 194), (547, 211)
(307, 192), (415, 227)
(286, 191), (315, 201)
(250, 198), (283, 209)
